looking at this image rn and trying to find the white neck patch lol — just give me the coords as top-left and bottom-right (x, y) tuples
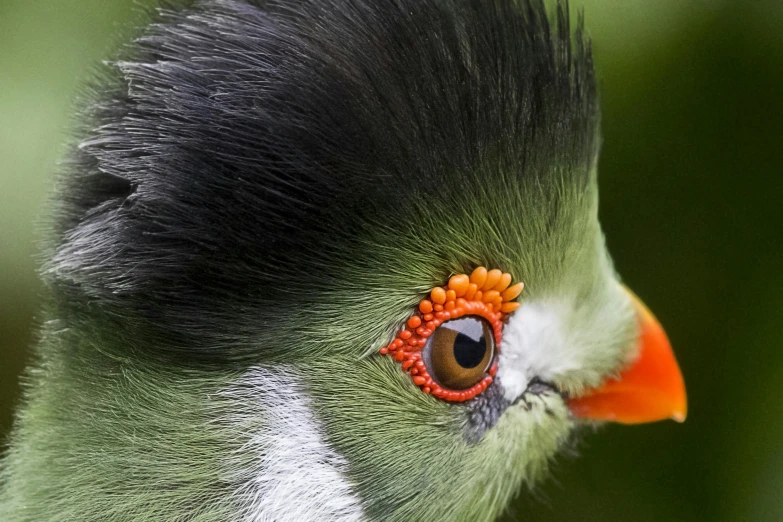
(223, 367), (365, 522)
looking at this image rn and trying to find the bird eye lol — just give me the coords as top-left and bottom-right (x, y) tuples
(379, 267), (524, 402)
(425, 317), (495, 390)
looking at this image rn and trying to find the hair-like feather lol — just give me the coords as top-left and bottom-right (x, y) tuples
(48, 0), (597, 362)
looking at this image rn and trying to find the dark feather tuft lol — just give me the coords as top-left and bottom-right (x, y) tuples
(48, 0), (598, 361)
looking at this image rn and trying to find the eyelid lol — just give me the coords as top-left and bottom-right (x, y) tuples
(379, 268), (524, 403)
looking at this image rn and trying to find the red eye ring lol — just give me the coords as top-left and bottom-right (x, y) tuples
(379, 267), (524, 402)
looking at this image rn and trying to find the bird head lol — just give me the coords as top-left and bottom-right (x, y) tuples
(0, 0), (686, 520)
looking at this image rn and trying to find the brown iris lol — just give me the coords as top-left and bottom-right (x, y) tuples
(425, 316), (495, 390)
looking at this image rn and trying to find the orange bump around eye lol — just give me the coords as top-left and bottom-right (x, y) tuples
(501, 282), (524, 302)
(482, 290), (500, 303)
(470, 267), (488, 288)
(380, 267), (525, 403)
(431, 287), (447, 304)
(483, 269), (502, 290)
(500, 302), (521, 313)
(448, 274), (470, 296)
(494, 273), (512, 292)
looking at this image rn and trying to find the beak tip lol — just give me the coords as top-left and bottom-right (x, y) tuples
(671, 402), (688, 423)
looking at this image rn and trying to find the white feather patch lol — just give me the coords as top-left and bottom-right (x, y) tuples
(497, 280), (635, 401)
(224, 367), (365, 522)
(496, 300), (572, 401)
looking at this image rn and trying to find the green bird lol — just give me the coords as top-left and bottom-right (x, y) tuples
(0, 0), (687, 520)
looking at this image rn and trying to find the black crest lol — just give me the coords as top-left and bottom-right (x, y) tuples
(48, 0), (598, 361)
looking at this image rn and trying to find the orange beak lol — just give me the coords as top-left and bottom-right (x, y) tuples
(567, 288), (687, 424)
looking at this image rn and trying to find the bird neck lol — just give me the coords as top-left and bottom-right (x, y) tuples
(0, 318), (364, 521)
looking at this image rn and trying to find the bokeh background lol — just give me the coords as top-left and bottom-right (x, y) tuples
(1, 1), (781, 520)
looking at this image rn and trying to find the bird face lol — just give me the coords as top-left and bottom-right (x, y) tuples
(305, 243), (685, 522)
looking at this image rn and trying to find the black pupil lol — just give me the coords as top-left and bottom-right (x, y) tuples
(453, 333), (487, 368)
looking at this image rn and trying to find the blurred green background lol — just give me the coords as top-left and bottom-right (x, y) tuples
(1, 1), (781, 520)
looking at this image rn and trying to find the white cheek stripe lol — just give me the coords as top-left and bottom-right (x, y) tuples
(498, 301), (584, 402)
(225, 367), (365, 522)
(496, 279), (634, 402)
(497, 301), (566, 401)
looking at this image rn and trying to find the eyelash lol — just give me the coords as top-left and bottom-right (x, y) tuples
(379, 267), (524, 402)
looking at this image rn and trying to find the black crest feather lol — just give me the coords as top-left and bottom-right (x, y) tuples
(48, 0), (598, 361)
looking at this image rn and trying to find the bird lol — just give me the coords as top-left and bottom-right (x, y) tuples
(0, 0), (687, 520)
